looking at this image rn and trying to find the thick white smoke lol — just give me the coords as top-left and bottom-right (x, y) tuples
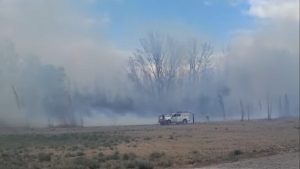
(0, 0), (298, 126)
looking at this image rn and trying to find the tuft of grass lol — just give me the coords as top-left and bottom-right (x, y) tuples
(122, 153), (130, 160)
(149, 152), (165, 161)
(65, 152), (76, 158)
(188, 150), (202, 164)
(135, 159), (154, 169)
(124, 160), (136, 169)
(104, 151), (120, 161)
(124, 152), (137, 161)
(143, 137), (151, 141)
(226, 149), (244, 161)
(76, 151), (85, 156)
(157, 159), (172, 167)
(233, 149), (243, 156)
(73, 157), (99, 169)
(98, 152), (104, 157)
(148, 151), (172, 167)
(168, 135), (174, 140)
(38, 153), (51, 162)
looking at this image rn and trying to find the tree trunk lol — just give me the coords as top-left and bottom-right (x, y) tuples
(258, 99), (262, 113)
(284, 94), (290, 116)
(240, 99), (245, 121)
(278, 96), (282, 117)
(218, 94), (226, 121)
(246, 103), (252, 121)
(267, 95), (272, 120)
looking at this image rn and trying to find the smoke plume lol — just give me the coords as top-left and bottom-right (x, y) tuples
(0, 0), (298, 126)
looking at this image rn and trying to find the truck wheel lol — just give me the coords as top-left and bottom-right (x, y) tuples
(183, 119), (187, 124)
(167, 120), (171, 125)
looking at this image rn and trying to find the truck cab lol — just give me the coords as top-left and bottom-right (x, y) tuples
(170, 112), (189, 124)
(158, 114), (172, 125)
(159, 112), (193, 125)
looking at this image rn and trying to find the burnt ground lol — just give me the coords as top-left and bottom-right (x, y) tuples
(0, 118), (299, 169)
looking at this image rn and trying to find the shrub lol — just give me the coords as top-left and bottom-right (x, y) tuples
(65, 152), (75, 158)
(233, 149), (243, 156)
(135, 159), (154, 169)
(73, 157), (99, 169)
(122, 152), (137, 161)
(143, 137), (151, 141)
(123, 153), (129, 160)
(149, 152), (165, 161)
(38, 153), (51, 162)
(76, 151), (85, 156)
(124, 160), (136, 169)
(157, 159), (172, 167)
(189, 150), (202, 164)
(70, 146), (80, 151)
(110, 151), (120, 160)
(103, 151), (120, 161)
(226, 149), (243, 161)
(98, 152), (104, 157)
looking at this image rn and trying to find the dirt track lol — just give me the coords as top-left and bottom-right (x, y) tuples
(195, 152), (299, 169)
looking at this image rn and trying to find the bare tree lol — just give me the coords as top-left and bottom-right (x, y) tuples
(10, 84), (29, 127)
(240, 99), (245, 121)
(278, 95), (282, 117)
(217, 86), (230, 120)
(66, 90), (77, 127)
(284, 94), (290, 116)
(258, 99), (263, 113)
(246, 103), (253, 121)
(126, 33), (219, 116)
(129, 34), (214, 92)
(47, 118), (53, 128)
(11, 85), (22, 114)
(267, 94), (272, 120)
(128, 33), (182, 96)
(187, 40), (213, 84)
(297, 96), (300, 117)
(218, 94), (225, 120)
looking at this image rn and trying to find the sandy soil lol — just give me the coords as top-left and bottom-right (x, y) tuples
(194, 152), (299, 169)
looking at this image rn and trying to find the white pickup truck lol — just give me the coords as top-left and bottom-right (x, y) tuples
(159, 112), (193, 125)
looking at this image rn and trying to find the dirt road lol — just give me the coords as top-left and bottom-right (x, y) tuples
(195, 152), (299, 169)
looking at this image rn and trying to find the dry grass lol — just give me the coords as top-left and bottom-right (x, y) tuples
(0, 118), (298, 169)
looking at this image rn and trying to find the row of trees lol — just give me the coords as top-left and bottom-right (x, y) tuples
(239, 94), (293, 121)
(127, 33), (299, 120)
(0, 40), (82, 127)
(0, 33), (298, 127)
(128, 33), (213, 97)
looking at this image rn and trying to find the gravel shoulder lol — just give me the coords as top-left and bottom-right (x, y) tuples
(195, 152), (299, 169)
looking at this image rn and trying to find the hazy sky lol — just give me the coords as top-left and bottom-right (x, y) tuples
(79, 0), (254, 46)
(1, 0), (298, 65)
(72, 0), (298, 47)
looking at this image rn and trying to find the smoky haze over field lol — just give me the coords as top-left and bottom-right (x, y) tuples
(0, 0), (299, 127)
